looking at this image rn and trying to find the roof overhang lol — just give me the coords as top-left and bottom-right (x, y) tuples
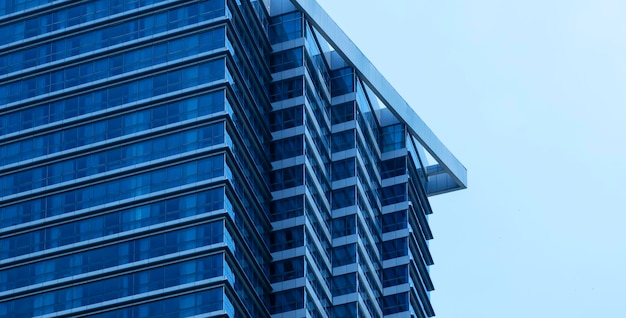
(288, 0), (467, 195)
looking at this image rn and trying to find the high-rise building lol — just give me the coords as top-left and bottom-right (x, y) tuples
(0, 0), (466, 317)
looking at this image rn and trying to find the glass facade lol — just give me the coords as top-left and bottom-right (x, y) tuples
(1, 1), (464, 317)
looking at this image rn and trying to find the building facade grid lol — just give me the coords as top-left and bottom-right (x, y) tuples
(0, 1), (465, 317)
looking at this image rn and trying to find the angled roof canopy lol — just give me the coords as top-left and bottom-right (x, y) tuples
(287, 0), (467, 195)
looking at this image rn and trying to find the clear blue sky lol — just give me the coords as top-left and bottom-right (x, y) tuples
(317, 0), (626, 317)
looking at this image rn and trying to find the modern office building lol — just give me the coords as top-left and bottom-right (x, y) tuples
(0, 0), (466, 317)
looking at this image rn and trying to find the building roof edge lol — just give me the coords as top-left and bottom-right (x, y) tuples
(288, 0), (467, 192)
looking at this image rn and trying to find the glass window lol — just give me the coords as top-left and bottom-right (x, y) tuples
(270, 106), (303, 132)
(332, 215), (356, 238)
(380, 124), (406, 152)
(270, 226), (304, 252)
(332, 273), (357, 296)
(87, 287), (224, 318)
(270, 135), (304, 161)
(331, 101), (355, 124)
(330, 67), (355, 96)
(382, 265), (409, 288)
(270, 165), (304, 192)
(1, 156), (225, 227)
(332, 244), (356, 267)
(268, 12), (303, 44)
(270, 287), (304, 314)
(270, 195), (304, 222)
(331, 129), (355, 153)
(0, 61), (225, 138)
(1, 222), (225, 294)
(382, 238), (408, 260)
(270, 76), (303, 101)
(270, 257), (304, 283)
(331, 157), (355, 181)
(381, 184), (407, 206)
(382, 210), (408, 233)
(0, 1), (226, 76)
(270, 47), (303, 73)
(331, 302), (357, 317)
(332, 186), (355, 210)
(383, 292), (409, 315)
(1, 122), (225, 197)
(380, 156), (406, 179)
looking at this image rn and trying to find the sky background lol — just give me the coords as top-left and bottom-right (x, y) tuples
(316, 1), (626, 317)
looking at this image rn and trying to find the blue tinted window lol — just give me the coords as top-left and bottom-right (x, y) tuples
(270, 226), (304, 252)
(1, 0), (54, 16)
(332, 214), (356, 238)
(332, 186), (355, 209)
(1, 188), (225, 259)
(382, 210), (408, 233)
(331, 157), (355, 181)
(270, 47), (303, 73)
(381, 184), (407, 206)
(383, 292), (409, 315)
(331, 129), (355, 153)
(269, 12), (302, 44)
(331, 302), (358, 317)
(331, 101), (355, 124)
(381, 156), (407, 179)
(382, 265), (409, 287)
(0, 1), (226, 76)
(270, 106), (303, 131)
(382, 238), (408, 260)
(332, 273), (357, 296)
(381, 124), (406, 152)
(0, 60), (225, 138)
(330, 67), (355, 96)
(0, 222), (225, 292)
(270, 287), (304, 314)
(88, 287), (225, 318)
(332, 244), (356, 267)
(0, 155), (225, 227)
(270, 135), (303, 161)
(270, 76), (303, 101)
(1, 122), (225, 196)
(270, 195), (304, 222)
(1, 28), (224, 105)
(270, 165), (304, 192)
(270, 257), (304, 283)
(2, 255), (224, 317)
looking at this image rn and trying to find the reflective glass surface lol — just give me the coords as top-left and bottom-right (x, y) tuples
(268, 11), (302, 44)
(381, 123), (406, 152)
(1, 155), (225, 227)
(1, 255), (225, 318)
(270, 257), (304, 283)
(0, 0), (226, 75)
(0, 59), (225, 137)
(330, 67), (355, 96)
(332, 244), (356, 267)
(1, 122), (225, 196)
(270, 47), (303, 73)
(89, 287), (225, 318)
(270, 76), (303, 101)
(383, 292), (409, 315)
(382, 237), (408, 260)
(270, 135), (303, 161)
(270, 226), (304, 252)
(1, 28), (225, 104)
(1, 188), (226, 259)
(0, 221), (226, 291)
(270, 287), (304, 314)
(0, 0), (168, 46)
